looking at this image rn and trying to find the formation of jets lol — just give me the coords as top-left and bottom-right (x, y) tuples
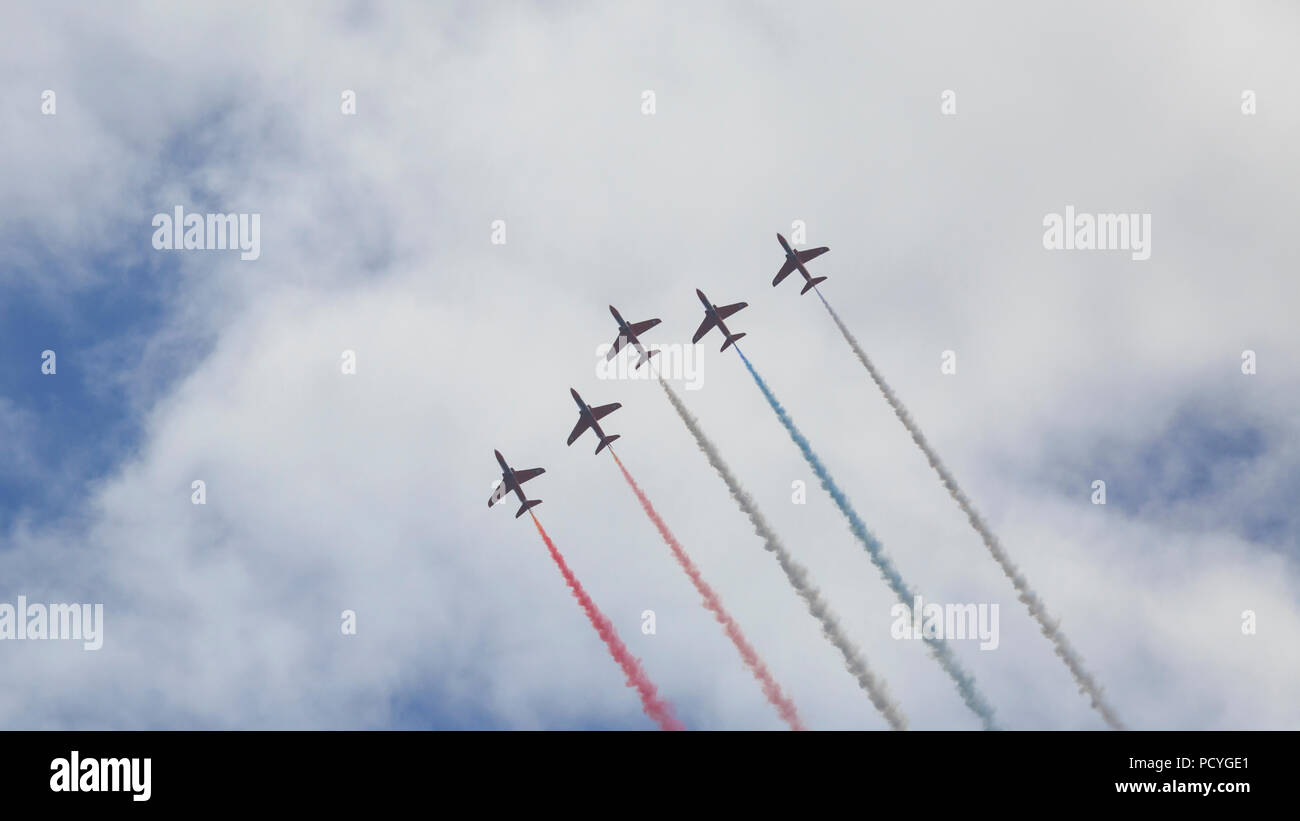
(490, 232), (831, 513)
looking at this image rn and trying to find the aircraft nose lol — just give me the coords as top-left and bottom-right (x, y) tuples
(494, 449), (503, 461)
(570, 387), (579, 400)
(695, 288), (705, 299)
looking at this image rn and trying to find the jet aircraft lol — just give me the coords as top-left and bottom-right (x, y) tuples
(606, 305), (662, 370)
(566, 388), (622, 454)
(772, 232), (829, 294)
(488, 449), (545, 518)
(691, 289), (748, 352)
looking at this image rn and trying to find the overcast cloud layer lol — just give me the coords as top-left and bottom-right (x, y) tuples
(0, 1), (1297, 729)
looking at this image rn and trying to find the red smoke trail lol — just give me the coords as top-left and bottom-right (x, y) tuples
(528, 511), (685, 731)
(608, 450), (806, 731)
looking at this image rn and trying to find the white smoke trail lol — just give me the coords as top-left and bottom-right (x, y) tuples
(660, 378), (908, 730)
(815, 290), (1124, 729)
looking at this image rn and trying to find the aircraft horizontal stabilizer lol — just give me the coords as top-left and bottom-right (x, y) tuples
(515, 499), (543, 518)
(801, 276), (827, 294)
(635, 349), (660, 369)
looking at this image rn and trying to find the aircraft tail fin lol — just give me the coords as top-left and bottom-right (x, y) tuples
(801, 276), (827, 294)
(595, 434), (621, 455)
(515, 499), (543, 518)
(635, 349), (660, 370)
(720, 332), (746, 352)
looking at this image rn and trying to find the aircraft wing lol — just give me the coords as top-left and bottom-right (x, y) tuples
(628, 318), (661, 336)
(488, 479), (510, 507)
(692, 314), (717, 343)
(606, 334), (627, 360)
(715, 301), (747, 319)
(566, 416), (592, 445)
(773, 258), (798, 285)
(590, 402), (621, 421)
(513, 468), (544, 484)
(796, 247), (829, 263)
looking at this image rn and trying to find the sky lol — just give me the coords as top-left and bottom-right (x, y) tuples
(0, 0), (1297, 730)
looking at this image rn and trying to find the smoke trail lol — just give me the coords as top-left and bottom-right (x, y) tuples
(814, 290), (1124, 729)
(660, 378), (908, 730)
(608, 450), (806, 731)
(528, 511), (685, 731)
(734, 346), (1000, 730)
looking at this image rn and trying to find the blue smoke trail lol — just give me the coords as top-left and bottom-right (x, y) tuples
(734, 345), (1000, 730)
